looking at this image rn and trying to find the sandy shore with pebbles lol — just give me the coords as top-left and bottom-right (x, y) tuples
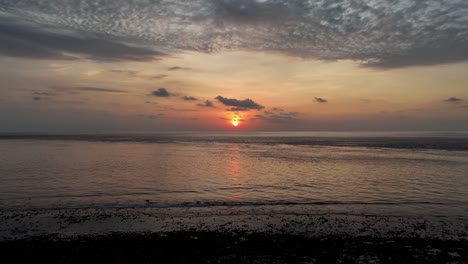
(1, 206), (467, 263)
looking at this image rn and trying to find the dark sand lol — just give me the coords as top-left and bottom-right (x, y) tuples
(1, 232), (467, 263)
(1, 207), (467, 263)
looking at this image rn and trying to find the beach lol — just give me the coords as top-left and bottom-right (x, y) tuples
(1, 133), (468, 262)
(1, 206), (467, 263)
(2, 0), (468, 261)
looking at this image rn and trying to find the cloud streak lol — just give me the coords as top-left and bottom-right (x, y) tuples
(1, 1), (467, 68)
(168, 66), (192, 71)
(183, 96), (198, 101)
(74, 87), (128, 93)
(109, 70), (167, 80)
(215, 96), (264, 110)
(252, 108), (300, 123)
(444, 97), (464, 103)
(50, 86), (127, 93)
(197, 100), (215, 108)
(137, 113), (164, 120)
(0, 17), (164, 61)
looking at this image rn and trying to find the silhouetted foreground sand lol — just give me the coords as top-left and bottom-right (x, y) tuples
(1, 207), (467, 263)
(1, 231), (467, 263)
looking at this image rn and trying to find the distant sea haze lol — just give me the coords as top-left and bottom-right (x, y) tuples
(0, 132), (467, 224)
(1, 131), (468, 150)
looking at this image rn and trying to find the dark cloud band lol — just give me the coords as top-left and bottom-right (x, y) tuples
(0, 17), (163, 61)
(1, 1), (468, 68)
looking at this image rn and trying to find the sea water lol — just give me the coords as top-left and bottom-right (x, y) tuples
(1, 132), (467, 223)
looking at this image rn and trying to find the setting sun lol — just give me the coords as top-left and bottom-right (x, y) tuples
(231, 119), (239, 127)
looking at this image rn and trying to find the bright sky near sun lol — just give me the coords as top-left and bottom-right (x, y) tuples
(1, 0), (468, 132)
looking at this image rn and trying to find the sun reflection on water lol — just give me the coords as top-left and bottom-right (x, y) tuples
(226, 144), (242, 202)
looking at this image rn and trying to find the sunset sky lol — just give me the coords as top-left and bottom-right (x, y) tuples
(1, 0), (468, 132)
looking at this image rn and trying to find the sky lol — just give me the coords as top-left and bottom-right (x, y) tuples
(1, 0), (468, 132)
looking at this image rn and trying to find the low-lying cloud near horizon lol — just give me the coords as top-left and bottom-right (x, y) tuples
(1, 0), (468, 68)
(215, 96), (264, 110)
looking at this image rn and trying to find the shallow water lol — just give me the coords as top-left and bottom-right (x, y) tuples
(1, 132), (468, 222)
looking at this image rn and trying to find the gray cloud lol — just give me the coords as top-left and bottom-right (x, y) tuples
(50, 86), (127, 93)
(168, 66), (192, 71)
(33, 91), (57, 96)
(215, 96), (264, 110)
(0, 16), (164, 61)
(109, 70), (139, 76)
(110, 70), (167, 80)
(197, 100), (215, 108)
(75, 87), (128, 93)
(315, 97), (328, 103)
(148, 74), (169, 80)
(1, 1), (467, 68)
(183, 96), (198, 101)
(31, 91), (57, 101)
(252, 108), (300, 123)
(137, 113), (164, 120)
(227, 107), (250, 111)
(444, 97), (464, 103)
(151, 88), (174, 97)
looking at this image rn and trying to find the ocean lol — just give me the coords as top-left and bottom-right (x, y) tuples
(1, 131), (467, 224)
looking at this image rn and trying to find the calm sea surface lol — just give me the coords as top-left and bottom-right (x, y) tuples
(1, 132), (468, 221)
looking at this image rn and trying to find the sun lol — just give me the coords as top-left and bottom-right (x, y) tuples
(231, 118), (239, 127)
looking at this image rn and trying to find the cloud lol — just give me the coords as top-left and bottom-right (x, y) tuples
(183, 96), (198, 101)
(33, 91), (57, 96)
(215, 96), (264, 110)
(0, 16), (164, 61)
(314, 97), (328, 103)
(31, 90), (56, 101)
(109, 70), (139, 76)
(227, 107), (251, 111)
(251, 108), (300, 123)
(49, 86), (127, 93)
(151, 88), (174, 97)
(110, 70), (167, 80)
(144, 101), (198, 111)
(2, 1), (468, 68)
(444, 97), (464, 103)
(75, 87), (128, 93)
(271, 107), (284, 112)
(197, 100), (215, 108)
(148, 74), (169, 80)
(168, 66), (192, 71)
(137, 113), (164, 120)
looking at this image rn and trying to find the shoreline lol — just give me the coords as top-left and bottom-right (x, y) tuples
(2, 206), (467, 240)
(1, 207), (467, 262)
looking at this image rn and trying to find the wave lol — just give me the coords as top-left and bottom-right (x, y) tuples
(2, 200), (467, 212)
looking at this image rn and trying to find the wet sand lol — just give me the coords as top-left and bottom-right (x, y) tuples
(1, 207), (467, 263)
